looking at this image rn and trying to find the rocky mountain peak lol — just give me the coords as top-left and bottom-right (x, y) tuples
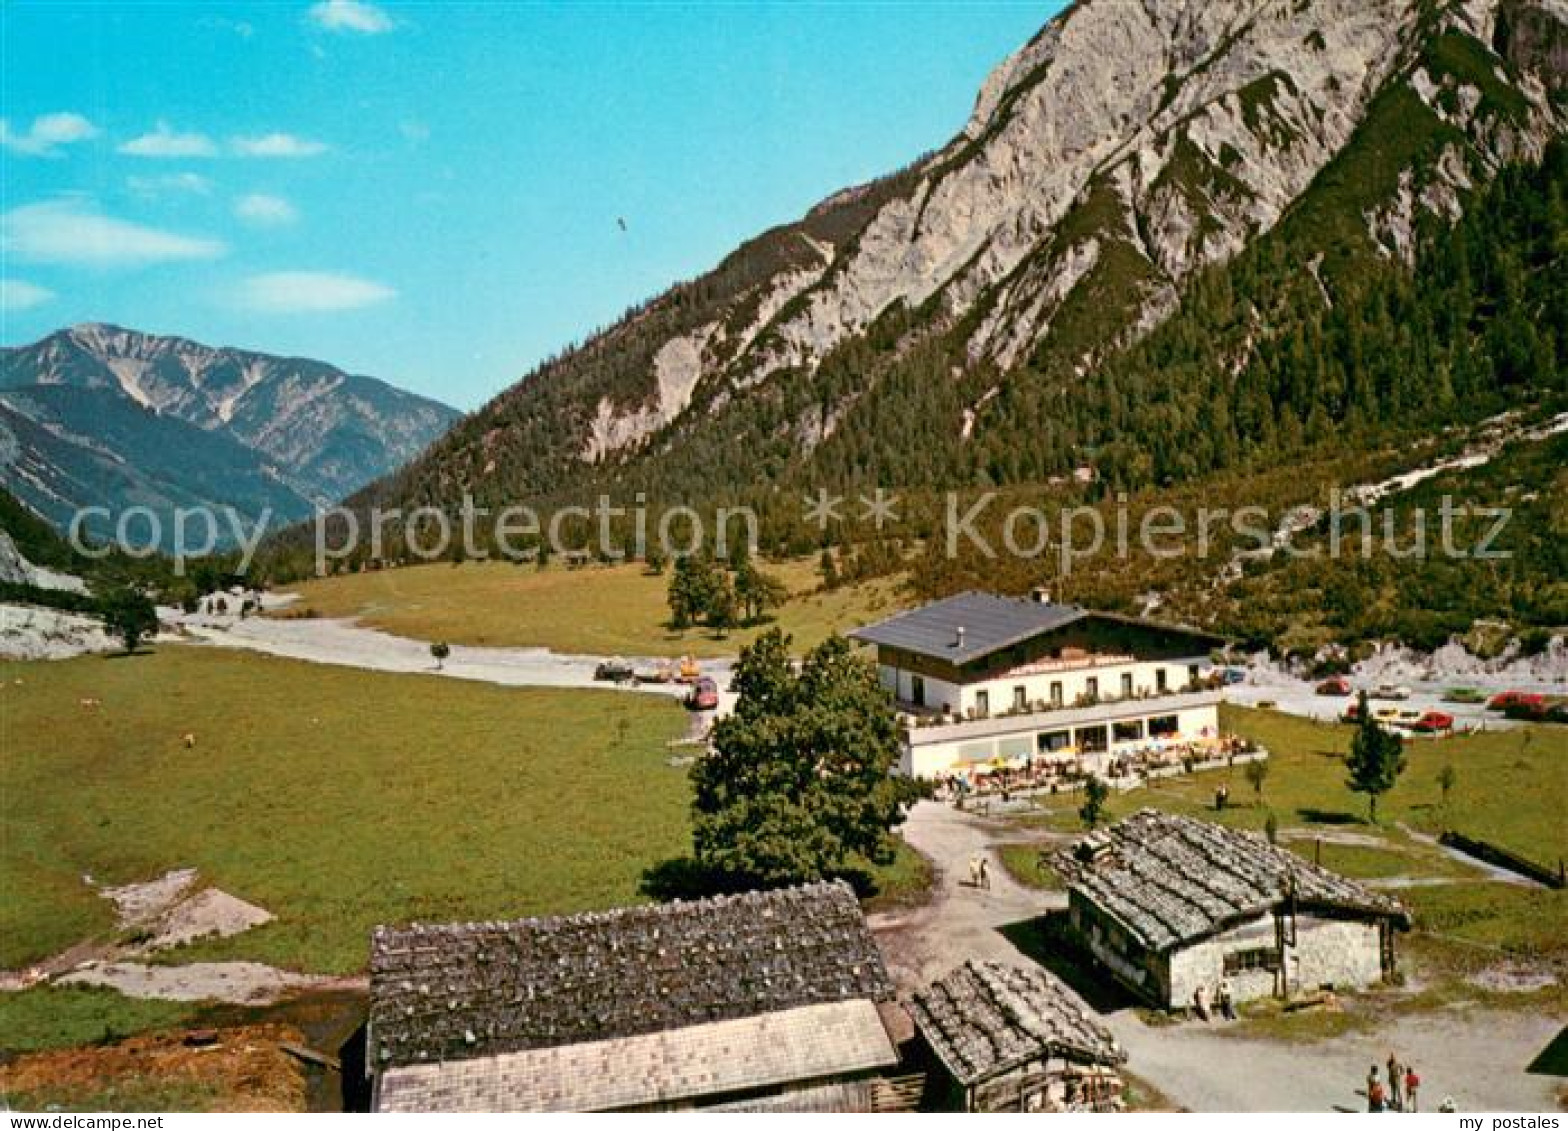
(355, 0), (1564, 509)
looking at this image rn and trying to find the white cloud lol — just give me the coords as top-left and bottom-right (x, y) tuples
(238, 270), (395, 312)
(118, 121), (219, 158)
(0, 112), (99, 157)
(308, 0), (395, 34)
(234, 193), (299, 226)
(0, 279), (57, 312)
(127, 172), (213, 198)
(230, 132), (329, 158)
(2, 200), (226, 268)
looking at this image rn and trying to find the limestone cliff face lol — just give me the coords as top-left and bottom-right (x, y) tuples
(369, 0), (1566, 501)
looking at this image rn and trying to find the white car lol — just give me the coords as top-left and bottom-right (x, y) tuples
(1370, 683), (1412, 700)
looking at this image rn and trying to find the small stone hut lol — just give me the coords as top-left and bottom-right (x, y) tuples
(909, 961), (1126, 1112)
(1050, 810), (1411, 1010)
(367, 880), (901, 1112)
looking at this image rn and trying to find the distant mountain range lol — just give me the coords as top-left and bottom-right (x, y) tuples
(352, 0), (1565, 511)
(0, 324), (459, 547)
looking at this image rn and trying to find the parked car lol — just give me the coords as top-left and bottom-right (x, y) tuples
(1220, 667), (1247, 685)
(1316, 676), (1352, 696)
(1487, 690), (1545, 711)
(1409, 710), (1455, 734)
(594, 658), (635, 684)
(686, 676), (720, 712)
(1370, 683), (1412, 700)
(1442, 687), (1486, 704)
(635, 661), (676, 684)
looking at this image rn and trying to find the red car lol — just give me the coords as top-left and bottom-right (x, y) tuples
(1409, 710), (1454, 734)
(1487, 690), (1545, 711)
(1316, 676), (1352, 696)
(686, 676), (720, 712)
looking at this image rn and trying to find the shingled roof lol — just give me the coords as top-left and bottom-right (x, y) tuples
(910, 962), (1124, 1087)
(848, 591), (1223, 665)
(1050, 810), (1411, 953)
(848, 592), (1087, 664)
(368, 880), (893, 1070)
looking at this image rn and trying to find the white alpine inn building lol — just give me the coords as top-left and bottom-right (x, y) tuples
(850, 592), (1229, 780)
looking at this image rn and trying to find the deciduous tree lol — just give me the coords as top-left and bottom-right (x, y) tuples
(690, 629), (914, 886)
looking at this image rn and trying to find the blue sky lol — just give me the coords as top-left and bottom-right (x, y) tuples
(2, 1), (1060, 410)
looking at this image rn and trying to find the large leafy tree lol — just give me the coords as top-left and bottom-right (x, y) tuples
(1345, 691), (1407, 822)
(733, 556), (788, 625)
(691, 629), (913, 886)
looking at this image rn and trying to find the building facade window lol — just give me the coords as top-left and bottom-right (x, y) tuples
(1121, 673), (1134, 698)
(1113, 719), (1144, 744)
(1149, 714), (1179, 737)
(1156, 668), (1168, 693)
(975, 690), (990, 718)
(1223, 946), (1282, 974)
(1188, 663), (1201, 686)
(1075, 725), (1108, 753)
(1038, 729), (1071, 753)
(1050, 681), (1063, 707)
(912, 674), (925, 708)
(1085, 677), (1099, 701)
(1013, 685), (1028, 712)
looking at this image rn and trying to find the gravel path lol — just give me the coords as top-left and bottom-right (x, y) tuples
(177, 612), (738, 720)
(59, 962), (364, 1006)
(870, 801), (1065, 992)
(884, 800), (1564, 1112)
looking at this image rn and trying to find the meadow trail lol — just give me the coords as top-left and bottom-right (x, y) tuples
(179, 608), (736, 719)
(882, 801), (1564, 1113)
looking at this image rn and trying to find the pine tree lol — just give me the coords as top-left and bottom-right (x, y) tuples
(1345, 692), (1407, 823)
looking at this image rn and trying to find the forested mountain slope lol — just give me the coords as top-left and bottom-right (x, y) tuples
(357, 0), (1565, 514)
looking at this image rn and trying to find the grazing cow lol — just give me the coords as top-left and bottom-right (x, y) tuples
(79, 697), (101, 708)
(182, 732), (198, 748)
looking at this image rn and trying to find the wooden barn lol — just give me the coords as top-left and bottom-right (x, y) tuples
(1050, 810), (1411, 1010)
(909, 961), (1126, 1112)
(366, 881), (906, 1112)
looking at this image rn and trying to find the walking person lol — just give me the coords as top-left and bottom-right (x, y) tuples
(1367, 1066), (1385, 1113)
(1217, 977), (1236, 1020)
(1193, 982), (1211, 1022)
(1387, 1053), (1403, 1111)
(1404, 1066), (1420, 1113)
(978, 855), (991, 891)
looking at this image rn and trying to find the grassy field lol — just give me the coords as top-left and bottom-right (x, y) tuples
(1006, 705), (1566, 971)
(0, 646), (694, 975)
(279, 557), (906, 657)
(1014, 705), (1566, 864)
(0, 987), (199, 1054)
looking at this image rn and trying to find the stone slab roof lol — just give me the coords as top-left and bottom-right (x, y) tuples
(1050, 810), (1411, 953)
(374, 999), (897, 1113)
(368, 880), (892, 1071)
(909, 962), (1124, 1088)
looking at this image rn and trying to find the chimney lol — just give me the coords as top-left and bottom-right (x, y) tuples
(1031, 586), (1052, 605)
(955, 626), (966, 650)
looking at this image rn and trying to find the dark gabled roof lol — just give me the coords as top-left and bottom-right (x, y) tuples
(848, 592), (1088, 664)
(368, 880), (892, 1070)
(1050, 810), (1411, 953)
(910, 962), (1124, 1087)
(848, 591), (1225, 665)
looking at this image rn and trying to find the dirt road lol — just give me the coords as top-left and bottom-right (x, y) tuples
(882, 800), (1563, 1112)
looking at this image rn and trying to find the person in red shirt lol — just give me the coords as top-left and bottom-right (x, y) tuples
(1405, 1066), (1421, 1113)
